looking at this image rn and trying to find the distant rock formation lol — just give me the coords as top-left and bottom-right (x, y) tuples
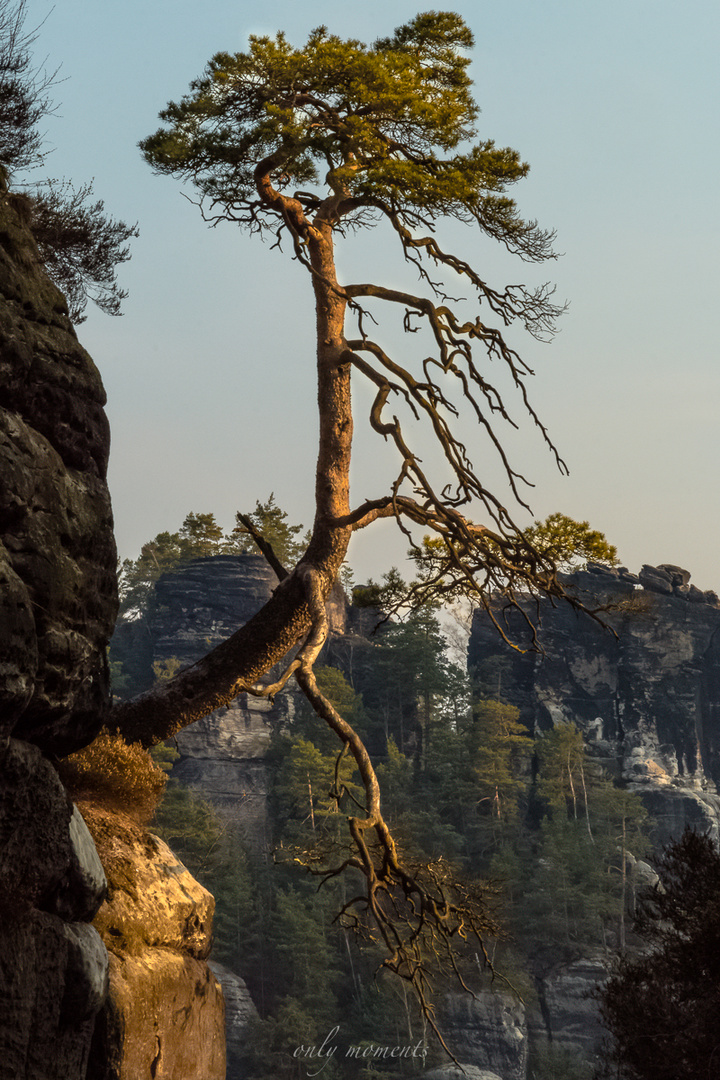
(469, 562), (720, 843)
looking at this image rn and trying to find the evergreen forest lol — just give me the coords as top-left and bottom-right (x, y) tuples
(112, 504), (653, 1080)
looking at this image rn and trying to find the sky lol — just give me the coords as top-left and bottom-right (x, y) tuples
(20, 0), (720, 589)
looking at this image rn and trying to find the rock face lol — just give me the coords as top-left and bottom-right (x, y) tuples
(0, 175), (119, 1078)
(112, 554), (371, 847)
(529, 956), (608, 1059)
(469, 563), (720, 842)
(438, 991), (527, 1080)
(469, 561), (720, 1070)
(150, 555), (295, 844)
(0, 175), (225, 1080)
(0, 177), (117, 756)
(83, 806), (225, 1080)
(209, 961), (259, 1078)
(0, 740), (109, 1080)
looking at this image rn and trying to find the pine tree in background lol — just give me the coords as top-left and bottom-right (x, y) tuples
(597, 829), (720, 1080)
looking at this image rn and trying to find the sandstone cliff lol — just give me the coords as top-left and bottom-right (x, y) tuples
(0, 169), (118, 1079)
(82, 807), (225, 1080)
(0, 172), (226, 1079)
(469, 561), (720, 842)
(112, 554), (352, 846)
(468, 560), (720, 1071)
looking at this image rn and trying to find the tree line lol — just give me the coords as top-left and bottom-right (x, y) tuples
(116, 510), (647, 1079)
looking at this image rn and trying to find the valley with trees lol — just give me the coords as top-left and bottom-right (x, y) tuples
(106, 502), (711, 1079)
(2, 3), (720, 1079)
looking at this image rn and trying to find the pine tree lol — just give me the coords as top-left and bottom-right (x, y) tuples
(598, 829), (720, 1080)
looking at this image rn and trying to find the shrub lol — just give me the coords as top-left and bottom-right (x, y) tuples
(57, 729), (167, 822)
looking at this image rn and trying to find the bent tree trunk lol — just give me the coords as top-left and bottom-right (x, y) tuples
(113, 206), (352, 749)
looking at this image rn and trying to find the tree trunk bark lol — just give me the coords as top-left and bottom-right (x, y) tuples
(112, 217), (353, 748)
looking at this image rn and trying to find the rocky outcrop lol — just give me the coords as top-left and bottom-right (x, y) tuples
(209, 961), (259, 1078)
(112, 555), (355, 845)
(149, 555), (295, 843)
(83, 806), (225, 1080)
(469, 562), (720, 843)
(0, 174), (119, 1078)
(529, 956), (607, 1059)
(469, 561), (720, 1070)
(438, 990), (527, 1080)
(0, 176), (117, 756)
(0, 740), (109, 1080)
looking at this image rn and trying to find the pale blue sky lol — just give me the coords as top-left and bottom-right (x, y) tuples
(23, 0), (720, 587)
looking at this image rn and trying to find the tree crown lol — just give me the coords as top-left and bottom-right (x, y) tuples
(141, 12), (551, 261)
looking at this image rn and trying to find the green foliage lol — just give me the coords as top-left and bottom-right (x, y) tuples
(57, 729), (167, 822)
(351, 582), (465, 761)
(524, 513), (618, 571)
(598, 829), (720, 1080)
(534, 722), (589, 818)
(410, 513), (618, 598)
(118, 501), (307, 621)
(0, 0), (54, 174)
(118, 526), (192, 619)
(0, 2), (136, 319)
(273, 733), (362, 840)
(291, 665), (369, 754)
(178, 511), (226, 555)
(518, 723), (653, 955)
(152, 780), (269, 998)
(226, 494), (307, 568)
(28, 177), (138, 322)
(466, 699), (533, 856)
(152, 656), (183, 682)
(152, 781), (226, 878)
(352, 568), (411, 613)
(141, 13), (546, 261)
(148, 739), (179, 773)
(118, 511), (227, 618)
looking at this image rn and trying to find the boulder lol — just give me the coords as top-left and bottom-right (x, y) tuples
(83, 806), (225, 1080)
(638, 565), (673, 595)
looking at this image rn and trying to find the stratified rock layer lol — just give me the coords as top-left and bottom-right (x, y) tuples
(469, 563), (720, 842)
(112, 555), (298, 844)
(0, 740), (109, 1080)
(438, 990), (527, 1080)
(0, 177), (117, 755)
(83, 806), (225, 1080)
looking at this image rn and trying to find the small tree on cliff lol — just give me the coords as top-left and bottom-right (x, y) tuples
(121, 12), (584, 1033)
